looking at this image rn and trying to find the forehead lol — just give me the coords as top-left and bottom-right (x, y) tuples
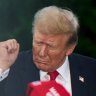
(33, 30), (69, 45)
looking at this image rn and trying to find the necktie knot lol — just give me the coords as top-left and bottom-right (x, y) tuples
(48, 70), (59, 80)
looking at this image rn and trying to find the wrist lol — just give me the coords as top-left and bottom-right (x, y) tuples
(0, 68), (3, 74)
(0, 62), (10, 72)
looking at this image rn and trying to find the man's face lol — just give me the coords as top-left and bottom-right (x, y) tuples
(32, 30), (75, 72)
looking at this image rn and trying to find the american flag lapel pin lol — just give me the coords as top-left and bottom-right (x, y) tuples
(79, 76), (84, 82)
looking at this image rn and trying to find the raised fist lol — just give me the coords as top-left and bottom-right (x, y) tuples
(0, 39), (20, 72)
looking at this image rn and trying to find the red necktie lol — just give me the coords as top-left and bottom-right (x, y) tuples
(48, 70), (59, 80)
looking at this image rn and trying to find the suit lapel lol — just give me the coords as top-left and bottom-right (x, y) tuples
(69, 54), (88, 96)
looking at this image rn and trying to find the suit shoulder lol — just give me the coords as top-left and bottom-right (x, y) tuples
(13, 49), (32, 68)
(70, 53), (96, 63)
(69, 53), (96, 70)
(18, 49), (32, 58)
(69, 53), (96, 75)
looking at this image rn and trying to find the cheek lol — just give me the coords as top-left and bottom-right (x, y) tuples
(33, 45), (39, 54)
(49, 50), (65, 63)
(33, 47), (38, 59)
(50, 53), (58, 60)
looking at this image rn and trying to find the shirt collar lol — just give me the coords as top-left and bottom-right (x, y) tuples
(57, 56), (70, 82)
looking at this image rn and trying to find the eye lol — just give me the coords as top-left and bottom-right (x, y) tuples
(36, 42), (42, 46)
(33, 40), (42, 46)
(47, 44), (57, 49)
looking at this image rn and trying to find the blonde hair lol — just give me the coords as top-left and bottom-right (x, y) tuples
(32, 6), (79, 45)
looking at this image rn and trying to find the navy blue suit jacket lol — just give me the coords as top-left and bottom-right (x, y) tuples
(1, 50), (96, 96)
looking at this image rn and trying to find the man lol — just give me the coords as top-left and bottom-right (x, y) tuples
(0, 6), (96, 96)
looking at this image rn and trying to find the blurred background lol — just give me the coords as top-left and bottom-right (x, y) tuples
(0, 0), (96, 58)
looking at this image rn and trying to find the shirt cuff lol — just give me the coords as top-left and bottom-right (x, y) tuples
(0, 69), (10, 82)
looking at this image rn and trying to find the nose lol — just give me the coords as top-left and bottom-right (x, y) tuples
(39, 45), (47, 57)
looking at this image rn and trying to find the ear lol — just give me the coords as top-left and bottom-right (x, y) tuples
(66, 44), (76, 56)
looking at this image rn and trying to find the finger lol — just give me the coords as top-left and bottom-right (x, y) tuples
(10, 39), (18, 51)
(15, 43), (20, 57)
(6, 39), (18, 53)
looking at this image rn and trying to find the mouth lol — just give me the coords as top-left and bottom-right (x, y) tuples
(34, 59), (48, 64)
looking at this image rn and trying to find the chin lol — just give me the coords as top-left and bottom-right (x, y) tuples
(36, 64), (49, 72)
(38, 66), (54, 72)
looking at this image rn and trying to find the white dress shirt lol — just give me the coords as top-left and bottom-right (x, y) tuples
(40, 56), (72, 96)
(0, 69), (10, 82)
